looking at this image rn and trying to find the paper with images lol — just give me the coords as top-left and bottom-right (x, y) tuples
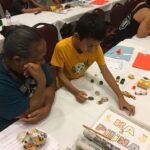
(0, 122), (59, 150)
(132, 52), (150, 71)
(105, 57), (126, 71)
(105, 45), (134, 61)
(90, 0), (109, 5)
(92, 109), (150, 150)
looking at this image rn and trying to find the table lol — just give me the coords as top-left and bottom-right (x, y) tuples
(0, 0), (126, 53)
(0, 36), (150, 150)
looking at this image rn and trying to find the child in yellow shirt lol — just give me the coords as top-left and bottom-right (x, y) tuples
(51, 13), (135, 116)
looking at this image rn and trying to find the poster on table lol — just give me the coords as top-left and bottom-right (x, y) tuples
(92, 108), (150, 150)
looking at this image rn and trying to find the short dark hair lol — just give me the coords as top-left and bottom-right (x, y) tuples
(75, 13), (106, 41)
(1, 25), (42, 59)
(146, 0), (150, 6)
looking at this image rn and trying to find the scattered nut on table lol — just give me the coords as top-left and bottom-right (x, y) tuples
(97, 100), (103, 104)
(116, 76), (120, 82)
(87, 96), (94, 100)
(99, 81), (103, 85)
(101, 97), (109, 102)
(97, 97), (109, 104)
(95, 91), (100, 96)
(94, 74), (98, 77)
(90, 79), (94, 83)
(128, 74), (135, 79)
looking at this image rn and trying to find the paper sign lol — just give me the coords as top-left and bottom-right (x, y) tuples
(132, 53), (150, 71)
(105, 45), (134, 61)
(93, 109), (150, 150)
(90, 0), (108, 5)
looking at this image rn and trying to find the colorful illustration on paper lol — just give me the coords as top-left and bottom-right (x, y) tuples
(105, 45), (134, 61)
(93, 109), (150, 150)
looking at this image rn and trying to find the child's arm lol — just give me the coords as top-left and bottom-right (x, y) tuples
(21, 7), (42, 13)
(57, 67), (87, 103)
(29, 0), (50, 11)
(99, 64), (135, 116)
(21, 0), (49, 13)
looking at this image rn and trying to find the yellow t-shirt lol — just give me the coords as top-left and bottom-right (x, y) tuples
(51, 36), (105, 80)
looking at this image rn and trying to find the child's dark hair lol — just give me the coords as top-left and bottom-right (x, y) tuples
(75, 13), (106, 41)
(1, 25), (42, 59)
(146, 0), (150, 6)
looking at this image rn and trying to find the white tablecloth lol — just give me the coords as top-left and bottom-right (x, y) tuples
(0, 36), (150, 150)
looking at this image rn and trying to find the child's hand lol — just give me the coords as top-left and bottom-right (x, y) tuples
(118, 97), (135, 116)
(24, 63), (46, 84)
(75, 91), (87, 103)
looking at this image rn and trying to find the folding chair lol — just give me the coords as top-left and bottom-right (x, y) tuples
(60, 22), (76, 39)
(92, 8), (105, 21)
(110, 3), (126, 28)
(33, 23), (59, 63)
(33, 23), (58, 81)
(100, 3), (126, 52)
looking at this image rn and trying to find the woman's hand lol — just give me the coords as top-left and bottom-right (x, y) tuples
(24, 63), (46, 84)
(20, 106), (50, 123)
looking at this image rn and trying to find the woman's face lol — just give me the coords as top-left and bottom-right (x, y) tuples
(23, 39), (47, 65)
(10, 39), (47, 74)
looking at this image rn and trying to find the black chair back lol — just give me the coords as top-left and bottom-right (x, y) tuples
(110, 3), (125, 28)
(93, 8), (105, 21)
(33, 23), (59, 63)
